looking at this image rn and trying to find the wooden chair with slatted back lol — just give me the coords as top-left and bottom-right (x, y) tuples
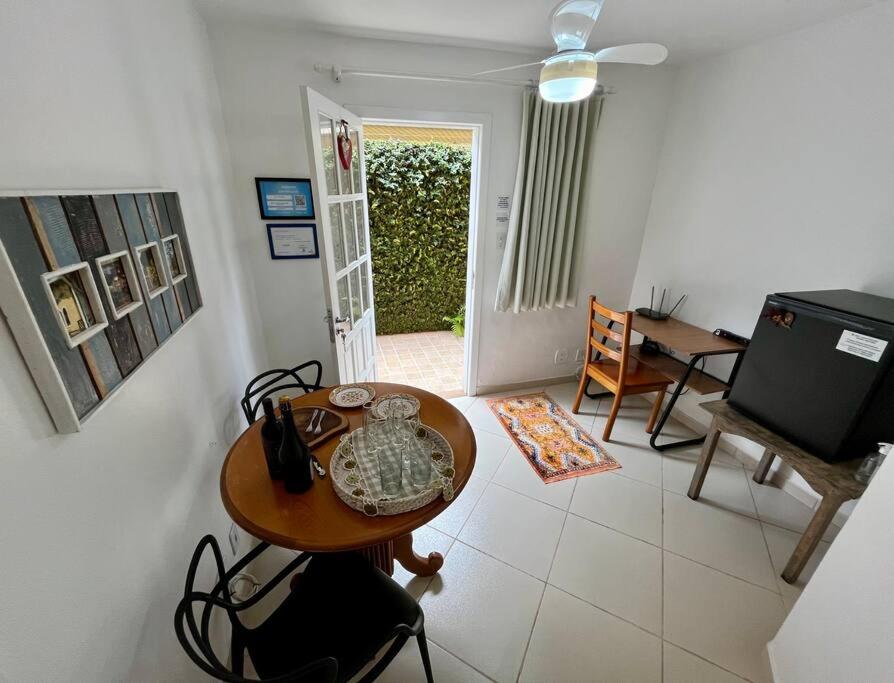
(572, 296), (673, 441)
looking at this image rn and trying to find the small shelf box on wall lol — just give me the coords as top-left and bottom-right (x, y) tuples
(0, 191), (203, 433)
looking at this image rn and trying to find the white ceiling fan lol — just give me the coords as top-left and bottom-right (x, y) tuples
(475, 0), (668, 103)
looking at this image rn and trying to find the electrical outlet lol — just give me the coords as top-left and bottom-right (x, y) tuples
(574, 347), (584, 362)
(554, 348), (569, 364)
(228, 523), (239, 556)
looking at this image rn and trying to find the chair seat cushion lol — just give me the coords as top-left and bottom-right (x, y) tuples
(588, 358), (672, 388)
(246, 552), (421, 681)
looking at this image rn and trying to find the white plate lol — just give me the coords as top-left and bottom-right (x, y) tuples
(329, 383), (376, 408)
(371, 393), (420, 420)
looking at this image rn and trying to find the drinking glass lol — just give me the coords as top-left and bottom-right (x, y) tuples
(355, 402), (379, 454)
(377, 437), (403, 497)
(406, 433), (432, 489)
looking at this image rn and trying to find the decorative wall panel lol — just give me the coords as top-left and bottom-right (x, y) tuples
(0, 191), (202, 432)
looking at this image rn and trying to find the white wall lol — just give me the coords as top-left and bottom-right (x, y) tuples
(203, 16), (675, 390)
(769, 455), (894, 682)
(628, 1), (894, 501)
(629, 4), (894, 679)
(0, 1), (264, 680)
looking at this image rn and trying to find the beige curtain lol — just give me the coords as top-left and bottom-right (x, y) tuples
(495, 88), (602, 313)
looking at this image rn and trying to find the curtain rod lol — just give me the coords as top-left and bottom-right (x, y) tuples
(313, 63), (536, 88)
(312, 63), (614, 95)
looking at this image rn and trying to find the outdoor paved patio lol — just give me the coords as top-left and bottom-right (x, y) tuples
(376, 331), (464, 398)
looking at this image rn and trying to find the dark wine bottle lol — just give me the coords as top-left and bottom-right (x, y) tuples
(278, 396), (314, 494)
(260, 397), (283, 480)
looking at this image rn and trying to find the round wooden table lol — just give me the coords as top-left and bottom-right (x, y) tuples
(220, 382), (476, 576)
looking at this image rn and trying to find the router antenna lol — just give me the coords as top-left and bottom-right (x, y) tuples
(667, 294), (686, 318)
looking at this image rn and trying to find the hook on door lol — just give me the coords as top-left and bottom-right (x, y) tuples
(333, 315), (352, 340)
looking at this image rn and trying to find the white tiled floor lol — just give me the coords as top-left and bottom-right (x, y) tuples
(377, 383), (845, 682)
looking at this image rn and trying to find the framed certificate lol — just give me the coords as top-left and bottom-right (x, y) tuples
(255, 177), (315, 219)
(266, 224), (319, 260)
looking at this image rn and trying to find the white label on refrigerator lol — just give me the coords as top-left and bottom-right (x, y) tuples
(835, 330), (888, 362)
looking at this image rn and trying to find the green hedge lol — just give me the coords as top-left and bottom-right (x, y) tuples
(365, 140), (470, 335)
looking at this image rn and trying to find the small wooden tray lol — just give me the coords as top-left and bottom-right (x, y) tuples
(290, 406), (349, 450)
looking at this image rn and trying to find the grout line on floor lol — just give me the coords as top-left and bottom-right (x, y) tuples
(451, 478), (491, 542)
(661, 546), (782, 596)
(459, 437), (782, 597)
(449, 538), (547, 585)
(661, 639), (752, 683)
(547, 583), (663, 641)
(487, 479), (573, 514)
(516, 500), (571, 683)
(421, 540), (748, 683)
(559, 506), (783, 596)
(659, 419), (666, 680)
(515, 579), (548, 682)
(420, 632), (498, 682)
(747, 469), (790, 611)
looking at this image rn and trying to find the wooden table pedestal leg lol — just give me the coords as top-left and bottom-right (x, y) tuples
(688, 418), (721, 499)
(359, 541), (395, 575)
(394, 532), (444, 577)
(782, 494), (844, 584)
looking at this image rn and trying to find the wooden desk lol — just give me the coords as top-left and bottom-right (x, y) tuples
(689, 400), (865, 583)
(587, 313), (748, 450)
(632, 314), (747, 357)
(220, 383), (476, 577)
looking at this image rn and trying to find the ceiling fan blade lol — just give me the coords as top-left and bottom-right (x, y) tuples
(551, 0), (605, 51)
(593, 43), (668, 65)
(473, 61), (545, 76)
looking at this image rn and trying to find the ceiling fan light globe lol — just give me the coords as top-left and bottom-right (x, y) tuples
(538, 53), (598, 103)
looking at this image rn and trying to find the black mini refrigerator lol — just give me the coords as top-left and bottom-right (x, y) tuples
(729, 289), (894, 462)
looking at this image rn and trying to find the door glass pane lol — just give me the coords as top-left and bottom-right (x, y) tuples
(349, 267), (362, 323)
(355, 200), (367, 257)
(343, 201), (358, 263)
(318, 115), (337, 195)
(356, 258), (366, 313)
(337, 122), (352, 196)
(349, 128), (361, 193)
(329, 203), (346, 271)
(337, 275), (350, 323)
(360, 259), (371, 313)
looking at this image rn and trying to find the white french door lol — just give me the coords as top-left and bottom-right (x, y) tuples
(301, 87), (376, 383)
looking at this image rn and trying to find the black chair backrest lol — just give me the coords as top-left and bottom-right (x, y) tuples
(174, 535), (337, 682)
(241, 360), (323, 425)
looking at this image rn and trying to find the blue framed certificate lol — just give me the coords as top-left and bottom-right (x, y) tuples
(266, 224), (319, 260)
(255, 177), (315, 219)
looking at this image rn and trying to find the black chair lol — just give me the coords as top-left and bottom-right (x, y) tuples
(241, 361), (324, 425)
(175, 536), (434, 683)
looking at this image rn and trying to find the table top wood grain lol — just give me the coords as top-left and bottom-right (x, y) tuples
(220, 383), (477, 552)
(701, 399), (866, 499)
(632, 314), (748, 356)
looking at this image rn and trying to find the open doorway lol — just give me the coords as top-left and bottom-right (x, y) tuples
(362, 120), (478, 398)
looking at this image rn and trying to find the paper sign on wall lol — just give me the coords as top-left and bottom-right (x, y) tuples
(496, 195), (511, 250)
(835, 330), (888, 362)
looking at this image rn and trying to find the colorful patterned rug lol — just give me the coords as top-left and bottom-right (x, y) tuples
(487, 392), (621, 483)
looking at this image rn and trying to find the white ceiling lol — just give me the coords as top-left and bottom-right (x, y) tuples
(196, 0), (881, 63)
